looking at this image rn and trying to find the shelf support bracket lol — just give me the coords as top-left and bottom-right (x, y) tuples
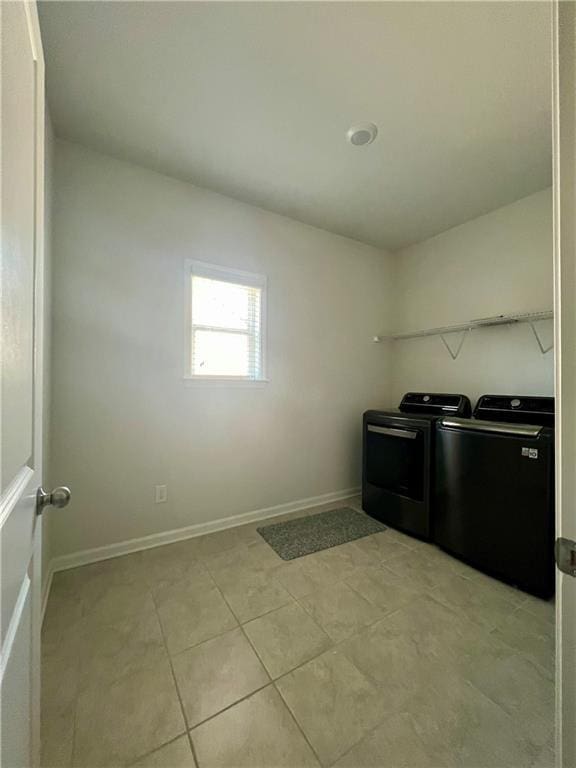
(440, 328), (470, 360)
(528, 321), (554, 355)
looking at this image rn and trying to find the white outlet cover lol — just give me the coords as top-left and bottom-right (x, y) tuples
(155, 485), (167, 503)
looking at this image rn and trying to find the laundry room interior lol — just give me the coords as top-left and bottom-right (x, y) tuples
(26, 1), (557, 767)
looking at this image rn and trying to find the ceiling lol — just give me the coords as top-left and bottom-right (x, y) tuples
(39, 1), (552, 252)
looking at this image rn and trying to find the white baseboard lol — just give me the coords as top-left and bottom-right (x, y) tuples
(49, 486), (361, 576)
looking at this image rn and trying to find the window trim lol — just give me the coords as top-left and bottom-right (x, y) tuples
(184, 259), (268, 384)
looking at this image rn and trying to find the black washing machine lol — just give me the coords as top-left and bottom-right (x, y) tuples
(362, 393), (471, 541)
(434, 395), (555, 598)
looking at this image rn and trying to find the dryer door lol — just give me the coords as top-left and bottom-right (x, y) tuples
(365, 423), (425, 502)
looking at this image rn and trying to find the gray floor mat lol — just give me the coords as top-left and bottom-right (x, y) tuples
(257, 507), (386, 560)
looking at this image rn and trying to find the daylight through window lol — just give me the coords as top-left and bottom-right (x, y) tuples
(188, 262), (266, 380)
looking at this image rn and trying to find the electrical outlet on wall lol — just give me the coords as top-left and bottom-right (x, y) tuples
(155, 485), (167, 504)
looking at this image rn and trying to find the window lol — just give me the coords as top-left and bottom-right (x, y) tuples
(186, 260), (266, 381)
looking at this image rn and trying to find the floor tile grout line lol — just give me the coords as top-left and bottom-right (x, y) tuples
(205, 571), (275, 688)
(320, 703), (406, 768)
(259, 623), (397, 768)
(462, 672), (555, 748)
(276, 585), (555, 765)
(270, 678), (326, 767)
(168, 622), (241, 659)
(202, 543), (297, 626)
(185, 729), (200, 768)
(238, 597), (297, 626)
(241, 604), (335, 683)
(178, 624), (378, 741)
(149, 545), (310, 660)
(63, 564), (159, 767)
(487, 621), (555, 680)
(148, 584), (199, 767)
(293, 582), (391, 644)
(272, 612), (539, 768)
(44, 514), (555, 768)
(180, 565), (327, 764)
(124, 732), (191, 767)
(187, 681), (273, 733)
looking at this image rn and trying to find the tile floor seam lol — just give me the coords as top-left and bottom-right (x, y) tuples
(321, 702), (412, 768)
(192, 574), (330, 764)
(488, 627), (556, 681)
(167, 622), (241, 660)
(457, 672), (552, 750)
(205, 573), (275, 687)
(240, 596), (298, 626)
(341, 572), (413, 619)
(147, 587), (195, 760)
(185, 729), (200, 768)
(124, 733), (191, 767)
(272, 644), (412, 768)
(203, 558), (297, 618)
(146, 563), (209, 768)
(243, 614), (336, 683)
(237, 618), (277, 678)
(520, 652), (556, 682)
(328, 658), (524, 768)
(271, 679), (325, 768)
(187, 680), (273, 734)
(292, 583), (397, 644)
(463, 671), (555, 748)
(239, 620), (274, 683)
(42, 512), (555, 768)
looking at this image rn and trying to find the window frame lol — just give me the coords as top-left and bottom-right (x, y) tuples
(184, 259), (268, 384)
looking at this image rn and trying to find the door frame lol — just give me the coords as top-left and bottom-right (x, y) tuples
(552, 2), (576, 767)
(29, 1), (46, 763)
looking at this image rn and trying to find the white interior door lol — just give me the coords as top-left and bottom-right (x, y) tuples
(0, 2), (45, 767)
(553, 2), (576, 767)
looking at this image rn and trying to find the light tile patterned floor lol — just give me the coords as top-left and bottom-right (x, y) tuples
(41, 497), (555, 768)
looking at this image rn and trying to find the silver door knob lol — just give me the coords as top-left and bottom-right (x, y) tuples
(36, 486), (71, 515)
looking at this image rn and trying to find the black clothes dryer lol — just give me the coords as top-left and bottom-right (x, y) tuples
(362, 393), (471, 541)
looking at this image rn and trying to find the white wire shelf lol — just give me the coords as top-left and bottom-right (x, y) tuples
(375, 310), (554, 359)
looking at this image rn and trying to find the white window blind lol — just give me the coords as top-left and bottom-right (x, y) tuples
(187, 261), (266, 380)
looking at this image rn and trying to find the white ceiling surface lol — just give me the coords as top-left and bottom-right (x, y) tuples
(39, 2), (552, 252)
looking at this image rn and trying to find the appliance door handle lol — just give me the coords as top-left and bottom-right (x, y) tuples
(367, 425), (418, 439)
(439, 417), (542, 437)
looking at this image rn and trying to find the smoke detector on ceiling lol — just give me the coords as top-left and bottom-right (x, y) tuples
(346, 122), (378, 146)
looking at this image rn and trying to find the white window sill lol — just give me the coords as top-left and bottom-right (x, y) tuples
(183, 376), (269, 387)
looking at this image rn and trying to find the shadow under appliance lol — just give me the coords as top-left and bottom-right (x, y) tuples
(434, 395), (555, 598)
(362, 393), (472, 541)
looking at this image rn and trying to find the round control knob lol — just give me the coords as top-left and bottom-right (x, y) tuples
(423, 395), (431, 402)
(511, 398), (521, 408)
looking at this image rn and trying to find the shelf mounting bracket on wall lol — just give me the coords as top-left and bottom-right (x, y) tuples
(528, 321), (554, 355)
(439, 328), (470, 360)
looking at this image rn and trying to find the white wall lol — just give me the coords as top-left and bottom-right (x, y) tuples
(50, 141), (394, 558)
(391, 188), (554, 406)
